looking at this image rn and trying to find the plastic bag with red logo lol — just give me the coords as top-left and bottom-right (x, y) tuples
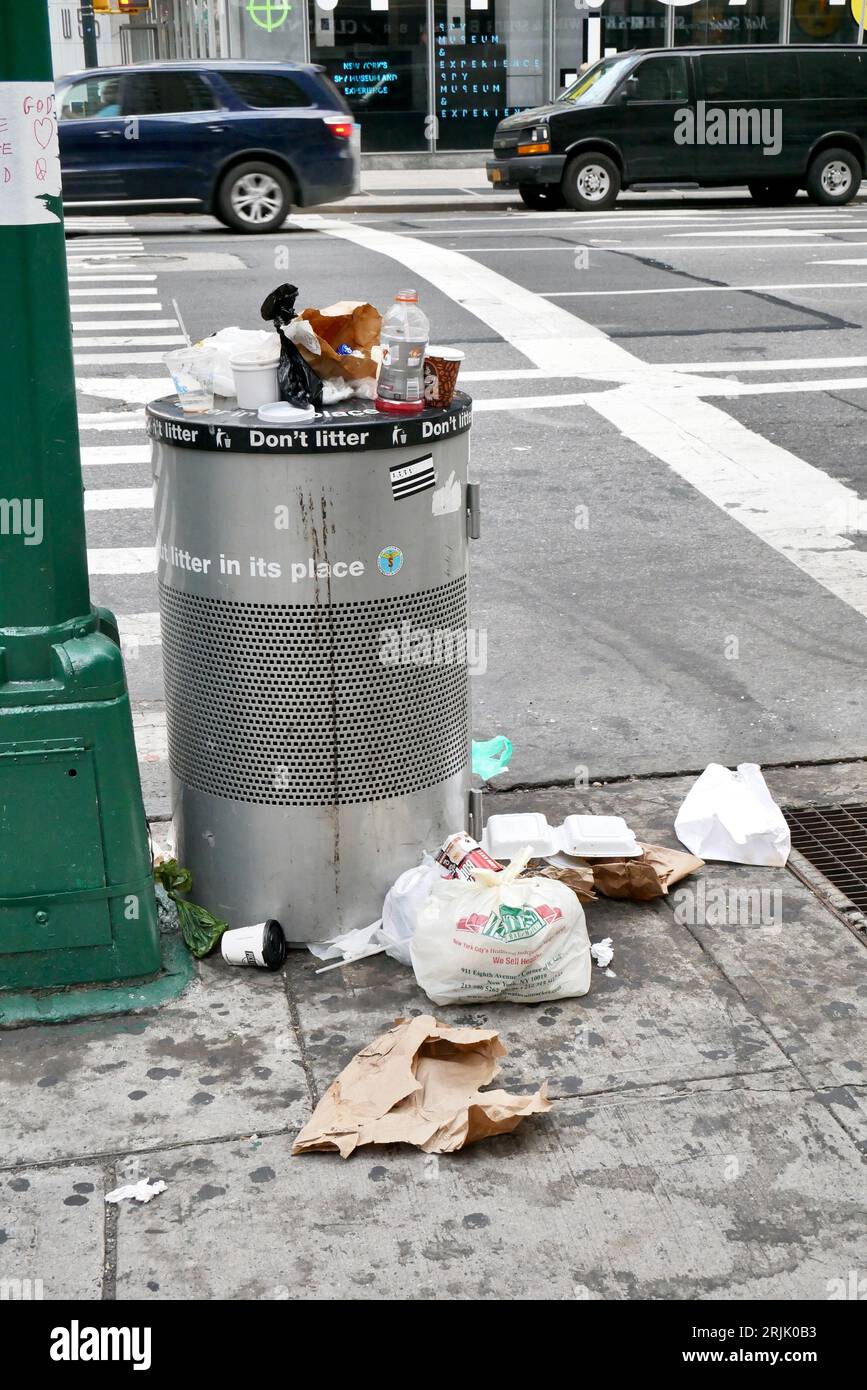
(410, 847), (591, 1006)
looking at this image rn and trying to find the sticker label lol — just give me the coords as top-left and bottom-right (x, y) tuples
(378, 546), (404, 576)
(0, 84), (62, 226)
(390, 453), (436, 501)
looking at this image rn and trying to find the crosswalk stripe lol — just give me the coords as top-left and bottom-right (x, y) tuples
(73, 318), (176, 329)
(73, 334), (186, 347)
(81, 444), (150, 466)
(84, 487), (152, 511)
(88, 547), (155, 574)
(72, 304), (165, 314)
(68, 274), (157, 282)
(119, 612), (161, 645)
(132, 707), (167, 763)
(77, 377), (167, 404)
(69, 288), (158, 297)
(74, 351), (172, 364)
(78, 412), (146, 430)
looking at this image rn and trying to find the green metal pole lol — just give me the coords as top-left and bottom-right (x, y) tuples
(0, 0), (162, 996)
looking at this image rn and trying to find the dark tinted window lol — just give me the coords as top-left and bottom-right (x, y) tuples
(702, 54), (748, 102)
(798, 51), (867, 99)
(633, 56), (689, 103)
(121, 72), (219, 116)
(223, 72), (310, 108)
(745, 52), (799, 101)
(59, 75), (122, 119)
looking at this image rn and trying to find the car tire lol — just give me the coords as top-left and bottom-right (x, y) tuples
(215, 160), (292, 233)
(518, 183), (565, 211)
(561, 152), (620, 211)
(805, 148), (861, 206)
(748, 179), (800, 205)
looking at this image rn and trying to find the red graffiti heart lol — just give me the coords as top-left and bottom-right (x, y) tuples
(33, 117), (54, 149)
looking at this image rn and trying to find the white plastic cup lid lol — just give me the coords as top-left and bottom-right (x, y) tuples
(257, 401), (317, 423)
(231, 349), (280, 368)
(426, 347), (465, 362)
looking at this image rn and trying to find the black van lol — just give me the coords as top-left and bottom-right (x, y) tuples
(486, 45), (867, 211)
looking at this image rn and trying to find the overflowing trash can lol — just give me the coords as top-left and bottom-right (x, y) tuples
(146, 393), (477, 943)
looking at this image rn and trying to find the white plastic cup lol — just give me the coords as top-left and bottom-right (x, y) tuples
(164, 346), (217, 414)
(221, 919), (287, 971)
(231, 350), (280, 409)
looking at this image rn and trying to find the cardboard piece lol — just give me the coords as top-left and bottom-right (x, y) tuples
(292, 1014), (551, 1159)
(591, 843), (704, 901)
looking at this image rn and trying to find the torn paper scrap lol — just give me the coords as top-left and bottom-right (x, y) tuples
(105, 1179), (166, 1205)
(292, 1014), (550, 1159)
(590, 937), (614, 969)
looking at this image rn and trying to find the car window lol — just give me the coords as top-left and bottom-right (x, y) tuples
(121, 72), (219, 117)
(632, 57), (689, 103)
(222, 72), (310, 109)
(59, 75), (123, 120)
(559, 55), (634, 107)
(701, 54), (748, 102)
(744, 52), (800, 101)
(798, 50), (867, 99)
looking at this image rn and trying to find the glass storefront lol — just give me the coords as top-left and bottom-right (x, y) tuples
(143, 0), (867, 154)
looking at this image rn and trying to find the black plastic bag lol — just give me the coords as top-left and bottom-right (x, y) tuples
(260, 283), (323, 409)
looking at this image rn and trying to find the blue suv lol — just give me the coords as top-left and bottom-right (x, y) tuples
(57, 61), (359, 232)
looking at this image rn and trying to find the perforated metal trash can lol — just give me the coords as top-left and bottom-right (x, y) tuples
(146, 393), (477, 943)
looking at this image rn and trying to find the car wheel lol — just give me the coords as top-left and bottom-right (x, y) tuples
(805, 148), (861, 206)
(748, 179), (800, 205)
(561, 153), (620, 211)
(518, 183), (565, 211)
(216, 161), (292, 233)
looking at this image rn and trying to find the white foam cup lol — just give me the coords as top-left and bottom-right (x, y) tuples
(231, 349), (280, 409)
(221, 919), (287, 970)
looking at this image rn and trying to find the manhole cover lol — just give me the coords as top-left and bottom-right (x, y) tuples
(785, 804), (867, 912)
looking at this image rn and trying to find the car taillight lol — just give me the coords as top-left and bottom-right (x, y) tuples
(324, 116), (353, 139)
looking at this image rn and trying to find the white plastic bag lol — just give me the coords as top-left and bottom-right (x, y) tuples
(201, 327), (281, 398)
(381, 856), (442, 966)
(411, 848), (591, 1005)
(674, 763), (790, 867)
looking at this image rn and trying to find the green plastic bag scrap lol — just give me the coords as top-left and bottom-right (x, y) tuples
(154, 858), (228, 959)
(472, 735), (512, 781)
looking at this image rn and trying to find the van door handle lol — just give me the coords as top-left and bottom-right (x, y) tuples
(207, 125), (227, 133)
(96, 130), (120, 138)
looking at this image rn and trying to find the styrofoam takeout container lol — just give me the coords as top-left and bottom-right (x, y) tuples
(482, 812), (641, 861)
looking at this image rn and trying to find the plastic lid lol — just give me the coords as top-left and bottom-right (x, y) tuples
(257, 401), (317, 424)
(395, 288), (418, 302)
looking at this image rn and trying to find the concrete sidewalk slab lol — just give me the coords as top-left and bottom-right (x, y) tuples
(110, 1087), (866, 1301)
(1, 1166), (105, 1301)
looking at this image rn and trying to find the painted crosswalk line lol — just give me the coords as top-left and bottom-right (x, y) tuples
(84, 487), (152, 511)
(88, 547), (156, 575)
(81, 444), (151, 466)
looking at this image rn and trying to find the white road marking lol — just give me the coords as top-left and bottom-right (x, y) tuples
(71, 304), (164, 314)
(78, 412), (146, 430)
(88, 547), (155, 575)
(74, 351), (174, 364)
(542, 280), (867, 297)
(73, 319), (178, 329)
(84, 487), (152, 511)
(811, 257), (867, 265)
(77, 377), (168, 404)
(69, 287), (158, 296)
(73, 334), (186, 348)
(464, 355), (867, 381)
(591, 387), (867, 620)
(81, 444), (151, 466)
(299, 211), (867, 623)
(445, 242), (865, 254)
(670, 228), (844, 237)
(695, 375), (867, 397)
(68, 274), (157, 282)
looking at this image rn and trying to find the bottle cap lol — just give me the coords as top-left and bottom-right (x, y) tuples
(395, 289), (418, 302)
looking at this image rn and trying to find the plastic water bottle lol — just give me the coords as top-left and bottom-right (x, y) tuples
(376, 288), (430, 414)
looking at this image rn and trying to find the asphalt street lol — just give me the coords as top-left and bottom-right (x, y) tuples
(69, 191), (867, 807)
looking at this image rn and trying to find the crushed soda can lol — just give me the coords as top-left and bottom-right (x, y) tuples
(436, 832), (502, 881)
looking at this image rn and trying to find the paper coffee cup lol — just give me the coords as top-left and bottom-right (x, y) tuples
(424, 347), (464, 407)
(221, 919), (287, 971)
(231, 350), (280, 410)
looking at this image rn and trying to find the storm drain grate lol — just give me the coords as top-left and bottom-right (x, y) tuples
(785, 803), (867, 913)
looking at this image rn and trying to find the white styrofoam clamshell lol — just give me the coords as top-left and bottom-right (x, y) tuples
(481, 813), (559, 860)
(482, 812), (641, 861)
(558, 815), (641, 858)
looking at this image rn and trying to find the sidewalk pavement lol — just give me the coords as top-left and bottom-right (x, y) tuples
(313, 165), (522, 212)
(2, 762), (865, 1300)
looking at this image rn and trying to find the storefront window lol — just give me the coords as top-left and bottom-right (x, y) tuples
(308, 0), (429, 152)
(673, 0), (783, 46)
(433, 0), (550, 152)
(790, 0), (860, 44)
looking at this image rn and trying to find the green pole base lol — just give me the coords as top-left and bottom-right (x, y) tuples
(0, 930), (194, 1028)
(0, 624), (163, 989)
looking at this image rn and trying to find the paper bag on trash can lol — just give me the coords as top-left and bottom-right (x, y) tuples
(674, 763), (790, 867)
(295, 300), (382, 384)
(291, 1014), (550, 1158)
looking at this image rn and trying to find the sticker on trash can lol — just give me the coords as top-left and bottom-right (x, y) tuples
(389, 454), (436, 502)
(378, 546), (404, 576)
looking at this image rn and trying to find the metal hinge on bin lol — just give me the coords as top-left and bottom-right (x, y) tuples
(466, 482), (481, 540)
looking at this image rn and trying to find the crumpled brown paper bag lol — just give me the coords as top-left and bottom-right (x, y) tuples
(297, 299), (381, 383)
(292, 1015), (550, 1159)
(591, 843), (704, 901)
(523, 858), (596, 903)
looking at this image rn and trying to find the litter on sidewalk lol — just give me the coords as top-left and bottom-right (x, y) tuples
(675, 763), (791, 867)
(292, 1014), (550, 1158)
(105, 1178), (166, 1205)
